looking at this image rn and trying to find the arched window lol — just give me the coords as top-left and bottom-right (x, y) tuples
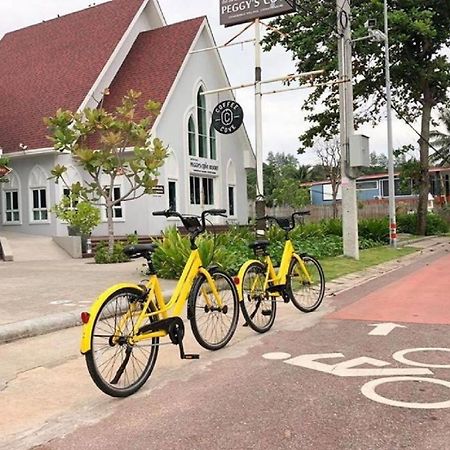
(188, 115), (196, 156)
(197, 87), (208, 158)
(2, 171), (21, 224)
(29, 165), (49, 222)
(209, 124), (216, 160)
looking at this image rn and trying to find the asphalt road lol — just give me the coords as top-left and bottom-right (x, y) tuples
(1, 243), (449, 450)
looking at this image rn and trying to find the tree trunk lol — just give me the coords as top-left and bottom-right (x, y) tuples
(106, 202), (115, 253)
(417, 95), (433, 235)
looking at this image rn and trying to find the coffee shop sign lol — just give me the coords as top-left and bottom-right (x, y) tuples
(220, 0), (296, 27)
(190, 157), (219, 176)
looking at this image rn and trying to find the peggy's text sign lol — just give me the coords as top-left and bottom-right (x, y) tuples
(220, 0), (296, 27)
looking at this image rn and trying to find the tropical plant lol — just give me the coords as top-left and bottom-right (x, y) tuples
(46, 90), (168, 254)
(52, 194), (101, 236)
(430, 109), (450, 166)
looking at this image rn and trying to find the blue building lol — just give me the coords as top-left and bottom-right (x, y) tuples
(304, 168), (450, 206)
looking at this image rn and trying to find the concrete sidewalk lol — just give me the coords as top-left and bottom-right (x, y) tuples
(0, 236), (448, 344)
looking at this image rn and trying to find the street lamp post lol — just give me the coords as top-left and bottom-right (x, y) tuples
(384, 0), (397, 248)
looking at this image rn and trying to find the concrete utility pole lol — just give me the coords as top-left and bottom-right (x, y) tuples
(384, 0), (397, 247)
(254, 18), (266, 232)
(337, 0), (360, 259)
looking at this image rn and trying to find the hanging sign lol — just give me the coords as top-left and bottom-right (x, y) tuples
(0, 166), (12, 177)
(220, 0), (296, 27)
(212, 100), (244, 135)
(152, 185), (165, 195)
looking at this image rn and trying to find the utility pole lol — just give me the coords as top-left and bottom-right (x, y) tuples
(337, 0), (359, 259)
(384, 0), (397, 247)
(254, 18), (266, 233)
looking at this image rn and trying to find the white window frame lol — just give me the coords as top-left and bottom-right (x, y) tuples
(102, 185), (125, 222)
(30, 187), (49, 223)
(356, 180), (378, 190)
(4, 189), (21, 224)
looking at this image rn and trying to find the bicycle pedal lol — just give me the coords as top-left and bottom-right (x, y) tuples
(183, 354), (200, 360)
(262, 309), (273, 316)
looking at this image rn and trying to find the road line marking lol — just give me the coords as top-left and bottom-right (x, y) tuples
(392, 348), (450, 368)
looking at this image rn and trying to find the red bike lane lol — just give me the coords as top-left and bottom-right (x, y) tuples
(39, 249), (450, 450)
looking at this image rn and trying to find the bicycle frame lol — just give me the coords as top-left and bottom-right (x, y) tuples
(80, 249), (224, 352)
(237, 239), (312, 301)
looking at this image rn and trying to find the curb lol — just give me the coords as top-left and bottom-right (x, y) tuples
(0, 289), (173, 345)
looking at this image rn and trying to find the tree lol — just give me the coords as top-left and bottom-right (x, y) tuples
(0, 155), (10, 184)
(247, 152), (313, 208)
(430, 109), (450, 166)
(314, 138), (341, 218)
(46, 90), (168, 253)
(264, 1), (450, 235)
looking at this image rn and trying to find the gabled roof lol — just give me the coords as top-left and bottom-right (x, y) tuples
(103, 17), (205, 119)
(0, 0), (145, 153)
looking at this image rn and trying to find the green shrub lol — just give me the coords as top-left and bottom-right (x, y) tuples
(358, 217), (390, 243)
(397, 213), (449, 235)
(320, 218), (342, 237)
(95, 241), (130, 264)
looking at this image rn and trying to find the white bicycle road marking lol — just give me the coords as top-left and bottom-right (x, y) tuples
(361, 376), (450, 409)
(262, 352), (292, 360)
(263, 352), (432, 377)
(262, 348), (450, 409)
(392, 348), (450, 368)
(368, 323), (406, 336)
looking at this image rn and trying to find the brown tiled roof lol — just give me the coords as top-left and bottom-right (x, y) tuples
(0, 0), (144, 153)
(103, 17), (205, 120)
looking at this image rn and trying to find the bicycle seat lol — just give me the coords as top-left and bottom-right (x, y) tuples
(249, 240), (270, 251)
(124, 244), (158, 259)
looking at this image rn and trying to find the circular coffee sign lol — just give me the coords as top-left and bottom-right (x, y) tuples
(212, 100), (244, 135)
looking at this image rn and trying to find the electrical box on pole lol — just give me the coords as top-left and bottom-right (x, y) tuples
(349, 134), (370, 168)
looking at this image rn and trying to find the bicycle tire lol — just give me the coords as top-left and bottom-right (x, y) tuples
(189, 270), (239, 350)
(240, 261), (276, 333)
(287, 255), (325, 313)
(85, 287), (159, 397)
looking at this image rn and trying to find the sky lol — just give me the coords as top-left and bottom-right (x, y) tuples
(0, 0), (420, 165)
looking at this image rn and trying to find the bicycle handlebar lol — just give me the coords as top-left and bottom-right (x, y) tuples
(257, 211), (310, 232)
(153, 209), (228, 241)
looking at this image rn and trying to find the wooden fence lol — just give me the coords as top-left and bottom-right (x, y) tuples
(248, 198), (423, 223)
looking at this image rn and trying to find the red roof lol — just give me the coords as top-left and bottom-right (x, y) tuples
(0, 0), (145, 153)
(103, 17), (205, 119)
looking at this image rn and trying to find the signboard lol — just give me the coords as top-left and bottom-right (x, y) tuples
(152, 185), (165, 195)
(190, 157), (219, 176)
(220, 0), (296, 27)
(0, 166), (12, 177)
(212, 100), (244, 135)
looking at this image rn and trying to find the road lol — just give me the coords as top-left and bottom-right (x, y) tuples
(1, 242), (449, 450)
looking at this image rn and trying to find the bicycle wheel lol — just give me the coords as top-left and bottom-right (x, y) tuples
(189, 270), (239, 350)
(85, 287), (159, 397)
(287, 255), (325, 313)
(240, 261), (276, 333)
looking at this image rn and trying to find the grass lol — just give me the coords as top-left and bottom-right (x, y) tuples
(320, 246), (418, 282)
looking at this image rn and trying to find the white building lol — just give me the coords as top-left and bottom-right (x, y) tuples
(0, 0), (254, 238)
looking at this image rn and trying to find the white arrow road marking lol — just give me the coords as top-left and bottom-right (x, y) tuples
(368, 323), (407, 336)
(283, 353), (433, 377)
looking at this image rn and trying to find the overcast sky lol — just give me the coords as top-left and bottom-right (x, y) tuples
(0, 0), (419, 164)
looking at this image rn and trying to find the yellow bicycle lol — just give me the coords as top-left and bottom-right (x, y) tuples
(236, 212), (325, 333)
(80, 209), (239, 397)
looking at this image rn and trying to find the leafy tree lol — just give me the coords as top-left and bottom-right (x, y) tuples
(46, 90), (168, 253)
(0, 155), (10, 184)
(314, 138), (341, 218)
(430, 109), (450, 166)
(264, 0), (450, 235)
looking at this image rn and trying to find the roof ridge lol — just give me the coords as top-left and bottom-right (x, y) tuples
(2, 0), (143, 40)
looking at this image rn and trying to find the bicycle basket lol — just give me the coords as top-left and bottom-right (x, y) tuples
(182, 216), (202, 233)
